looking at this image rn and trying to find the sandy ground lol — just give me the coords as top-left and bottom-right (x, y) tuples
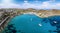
(37, 10), (60, 17)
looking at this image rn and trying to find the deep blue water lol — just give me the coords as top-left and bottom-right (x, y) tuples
(3, 14), (60, 33)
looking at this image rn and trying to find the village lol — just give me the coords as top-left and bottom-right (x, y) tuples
(0, 8), (60, 32)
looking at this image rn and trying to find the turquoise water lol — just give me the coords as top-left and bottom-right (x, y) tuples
(3, 14), (60, 33)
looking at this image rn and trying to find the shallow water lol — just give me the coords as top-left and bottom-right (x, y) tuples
(3, 14), (60, 33)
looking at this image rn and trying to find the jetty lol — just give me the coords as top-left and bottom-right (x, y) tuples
(0, 16), (10, 31)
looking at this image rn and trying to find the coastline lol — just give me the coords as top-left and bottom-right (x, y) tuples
(0, 15), (15, 33)
(0, 9), (60, 32)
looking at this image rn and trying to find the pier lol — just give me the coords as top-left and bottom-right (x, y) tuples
(0, 16), (10, 31)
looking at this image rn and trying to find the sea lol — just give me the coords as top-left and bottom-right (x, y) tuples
(2, 14), (60, 33)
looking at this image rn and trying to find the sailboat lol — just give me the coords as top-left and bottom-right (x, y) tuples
(31, 18), (33, 22)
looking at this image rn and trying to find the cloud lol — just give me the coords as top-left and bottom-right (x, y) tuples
(0, 0), (21, 8)
(0, 3), (21, 8)
(0, 0), (60, 9)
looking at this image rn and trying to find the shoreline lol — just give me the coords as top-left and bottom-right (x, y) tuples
(0, 16), (15, 32)
(0, 9), (60, 32)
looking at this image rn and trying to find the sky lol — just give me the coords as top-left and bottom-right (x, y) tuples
(0, 0), (60, 9)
